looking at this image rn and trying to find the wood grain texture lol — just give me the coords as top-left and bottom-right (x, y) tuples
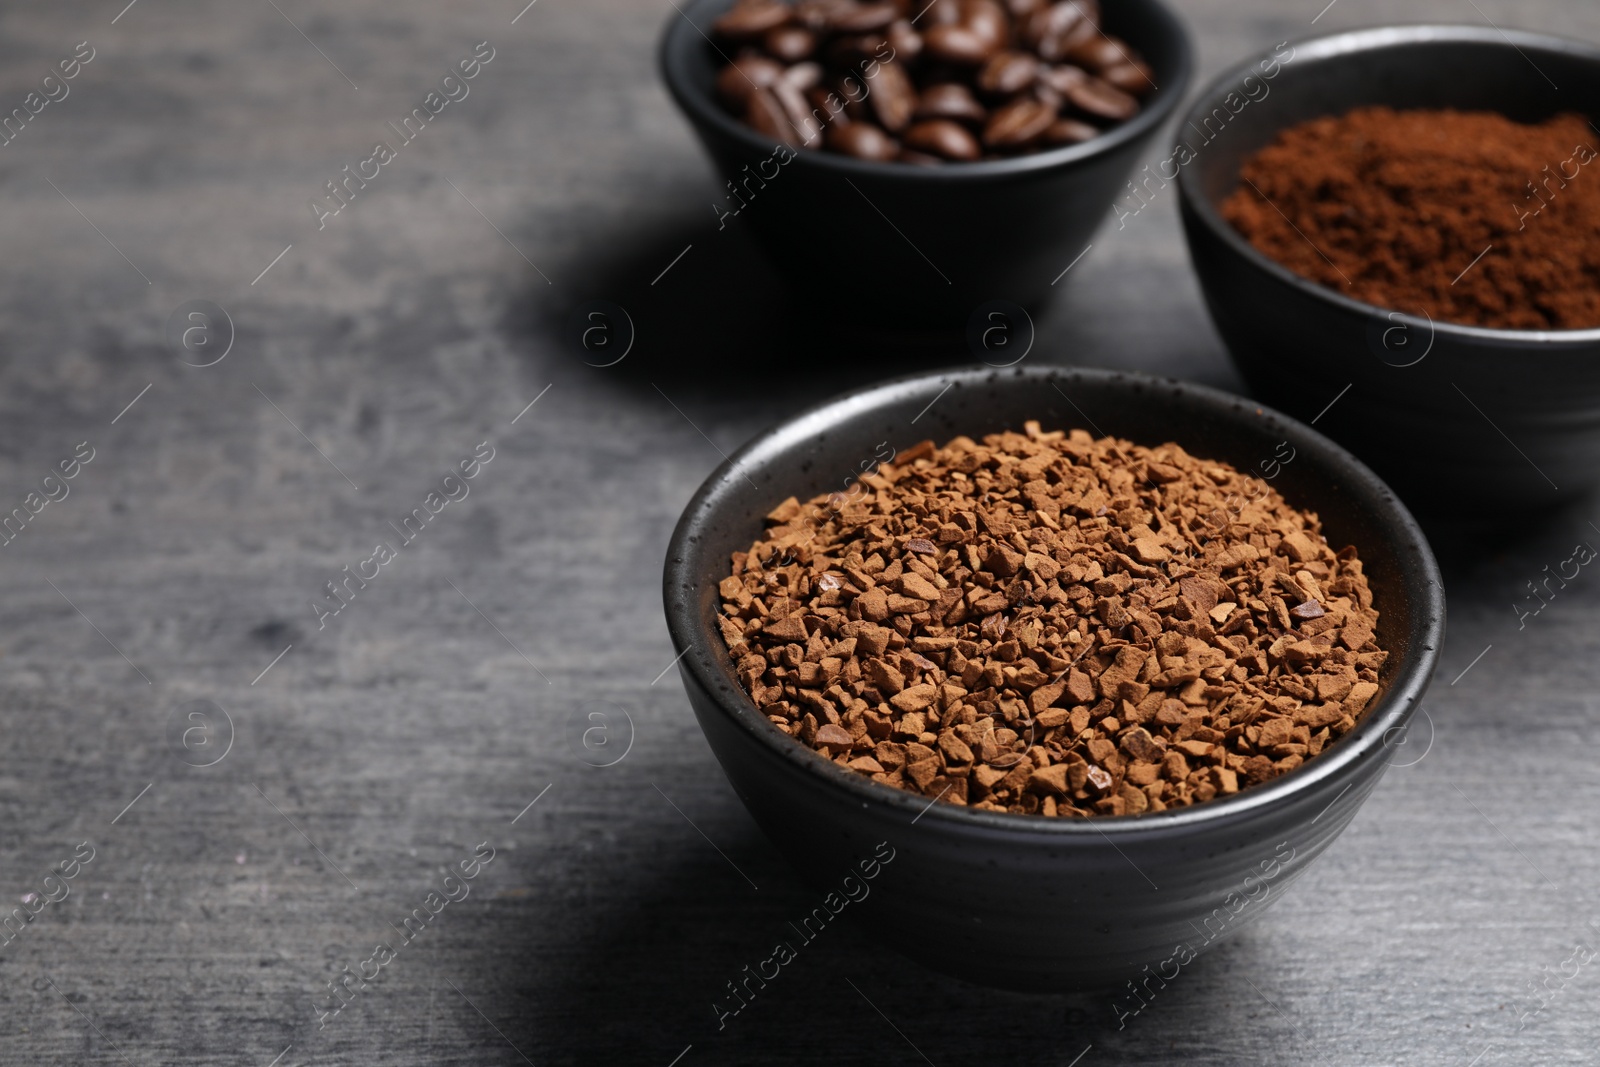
(0, 1), (1597, 1064)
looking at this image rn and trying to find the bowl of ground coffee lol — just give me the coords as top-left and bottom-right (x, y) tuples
(1177, 25), (1600, 514)
(660, 0), (1192, 328)
(662, 365), (1444, 988)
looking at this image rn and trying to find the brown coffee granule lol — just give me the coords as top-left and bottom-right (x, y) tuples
(1221, 106), (1600, 331)
(716, 423), (1386, 817)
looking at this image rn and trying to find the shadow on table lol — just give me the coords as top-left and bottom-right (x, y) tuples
(502, 200), (1136, 415)
(527, 220), (963, 399)
(473, 817), (1281, 1067)
(1396, 488), (1600, 590)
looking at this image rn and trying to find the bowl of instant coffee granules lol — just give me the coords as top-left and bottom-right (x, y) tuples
(659, 0), (1192, 328)
(1176, 26), (1600, 513)
(663, 366), (1444, 988)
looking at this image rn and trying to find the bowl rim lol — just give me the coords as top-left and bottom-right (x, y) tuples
(662, 365), (1447, 839)
(658, 0), (1195, 182)
(1176, 22), (1600, 344)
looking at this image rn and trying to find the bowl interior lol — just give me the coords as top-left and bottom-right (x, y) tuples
(1179, 25), (1600, 335)
(667, 366), (1444, 832)
(661, 0), (1195, 178)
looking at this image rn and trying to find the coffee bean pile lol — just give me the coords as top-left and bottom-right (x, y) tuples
(710, 0), (1155, 164)
(717, 424), (1387, 818)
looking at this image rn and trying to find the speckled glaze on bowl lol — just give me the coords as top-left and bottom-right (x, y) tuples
(662, 365), (1444, 990)
(1177, 25), (1600, 513)
(659, 0), (1193, 328)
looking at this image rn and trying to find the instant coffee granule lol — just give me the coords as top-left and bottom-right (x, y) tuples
(1222, 106), (1600, 330)
(716, 424), (1386, 817)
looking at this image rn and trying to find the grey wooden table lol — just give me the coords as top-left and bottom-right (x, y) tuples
(1, 1), (1597, 1064)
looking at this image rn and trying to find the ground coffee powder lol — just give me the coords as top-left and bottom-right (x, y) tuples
(717, 424), (1386, 817)
(1222, 107), (1600, 330)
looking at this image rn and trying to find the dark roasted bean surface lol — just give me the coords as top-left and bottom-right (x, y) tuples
(712, 0), (1155, 163)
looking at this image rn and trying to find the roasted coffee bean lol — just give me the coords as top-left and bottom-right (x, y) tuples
(977, 50), (1040, 95)
(983, 96), (1055, 147)
(764, 24), (818, 61)
(1066, 77), (1138, 121)
(833, 74), (874, 120)
(828, 1), (899, 32)
(1030, 1), (1100, 61)
(827, 32), (888, 65)
(807, 85), (852, 124)
(1063, 34), (1128, 72)
(1040, 116), (1099, 144)
(783, 60), (824, 89)
(915, 81), (987, 123)
(714, 0), (793, 38)
(1051, 15), (1100, 61)
(959, 0), (1010, 48)
(1054, 0), (1098, 27)
(897, 147), (946, 165)
(716, 55), (787, 107)
(866, 59), (917, 131)
(904, 118), (982, 160)
(828, 120), (901, 159)
(1036, 62), (1088, 94)
(794, 0), (856, 30)
(1022, 1), (1084, 51)
(923, 23), (998, 64)
(712, 0), (1144, 164)
(747, 88), (803, 145)
(772, 77), (824, 144)
(885, 18), (923, 62)
(1101, 59), (1156, 95)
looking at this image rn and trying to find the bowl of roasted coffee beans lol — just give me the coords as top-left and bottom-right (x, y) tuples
(663, 365), (1444, 988)
(659, 0), (1192, 327)
(1177, 25), (1600, 515)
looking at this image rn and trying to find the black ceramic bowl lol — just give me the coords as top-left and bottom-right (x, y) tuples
(659, 0), (1193, 329)
(1178, 25), (1600, 514)
(662, 365), (1444, 989)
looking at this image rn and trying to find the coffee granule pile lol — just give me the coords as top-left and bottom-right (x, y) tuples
(717, 424), (1387, 817)
(1222, 107), (1600, 330)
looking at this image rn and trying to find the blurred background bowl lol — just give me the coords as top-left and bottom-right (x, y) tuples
(663, 365), (1444, 989)
(1177, 25), (1600, 518)
(660, 0), (1193, 333)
